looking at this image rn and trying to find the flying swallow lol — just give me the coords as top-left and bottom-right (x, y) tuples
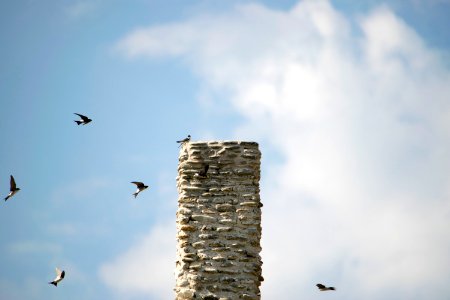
(49, 268), (65, 287)
(74, 113), (92, 125)
(196, 164), (209, 178)
(316, 283), (335, 291)
(131, 181), (148, 198)
(4, 175), (20, 201)
(176, 135), (191, 147)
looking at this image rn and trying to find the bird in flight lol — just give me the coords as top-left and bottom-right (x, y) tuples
(177, 135), (191, 147)
(316, 283), (336, 291)
(4, 175), (20, 201)
(196, 164), (209, 178)
(49, 267), (65, 287)
(131, 181), (148, 198)
(74, 113), (92, 125)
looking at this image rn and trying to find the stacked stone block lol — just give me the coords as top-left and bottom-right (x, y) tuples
(175, 141), (263, 300)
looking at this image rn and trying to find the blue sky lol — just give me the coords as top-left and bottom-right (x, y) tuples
(1, 0), (450, 299)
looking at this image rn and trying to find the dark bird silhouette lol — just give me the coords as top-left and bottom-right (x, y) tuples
(5, 175), (20, 201)
(49, 268), (65, 287)
(196, 164), (209, 178)
(74, 113), (92, 125)
(316, 283), (335, 291)
(177, 135), (191, 147)
(131, 181), (148, 198)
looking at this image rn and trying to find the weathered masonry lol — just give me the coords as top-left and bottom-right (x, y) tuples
(175, 141), (263, 300)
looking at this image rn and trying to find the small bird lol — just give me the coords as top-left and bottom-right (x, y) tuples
(5, 175), (20, 201)
(196, 164), (209, 178)
(74, 113), (92, 125)
(176, 135), (191, 147)
(316, 283), (336, 291)
(131, 181), (148, 198)
(49, 267), (65, 287)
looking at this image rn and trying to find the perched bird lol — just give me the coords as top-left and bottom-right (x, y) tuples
(316, 283), (336, 291)
(196, 164), (209, 178)
(176, 135), (191, 146)
(74, 113), (92, 125)
(4, 175), (20, 201)
(131, 181), (148, 198)
(49, 268), (65, 287)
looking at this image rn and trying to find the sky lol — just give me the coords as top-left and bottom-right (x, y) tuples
(1, 0), (450, 299)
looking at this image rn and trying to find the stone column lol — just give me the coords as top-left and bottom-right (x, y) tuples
(175, 141), (263, 300)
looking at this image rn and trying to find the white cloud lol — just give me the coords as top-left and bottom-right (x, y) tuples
(115, 0), (450, 298)
(99, 223), (176, 300)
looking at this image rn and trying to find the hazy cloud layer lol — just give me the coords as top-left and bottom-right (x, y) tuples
(109, 1), (450, 298)
(65, 1), (98, 19)
(6, 240), (62, 255)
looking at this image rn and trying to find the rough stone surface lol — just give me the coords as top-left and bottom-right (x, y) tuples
(175, 141), (263, 300)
